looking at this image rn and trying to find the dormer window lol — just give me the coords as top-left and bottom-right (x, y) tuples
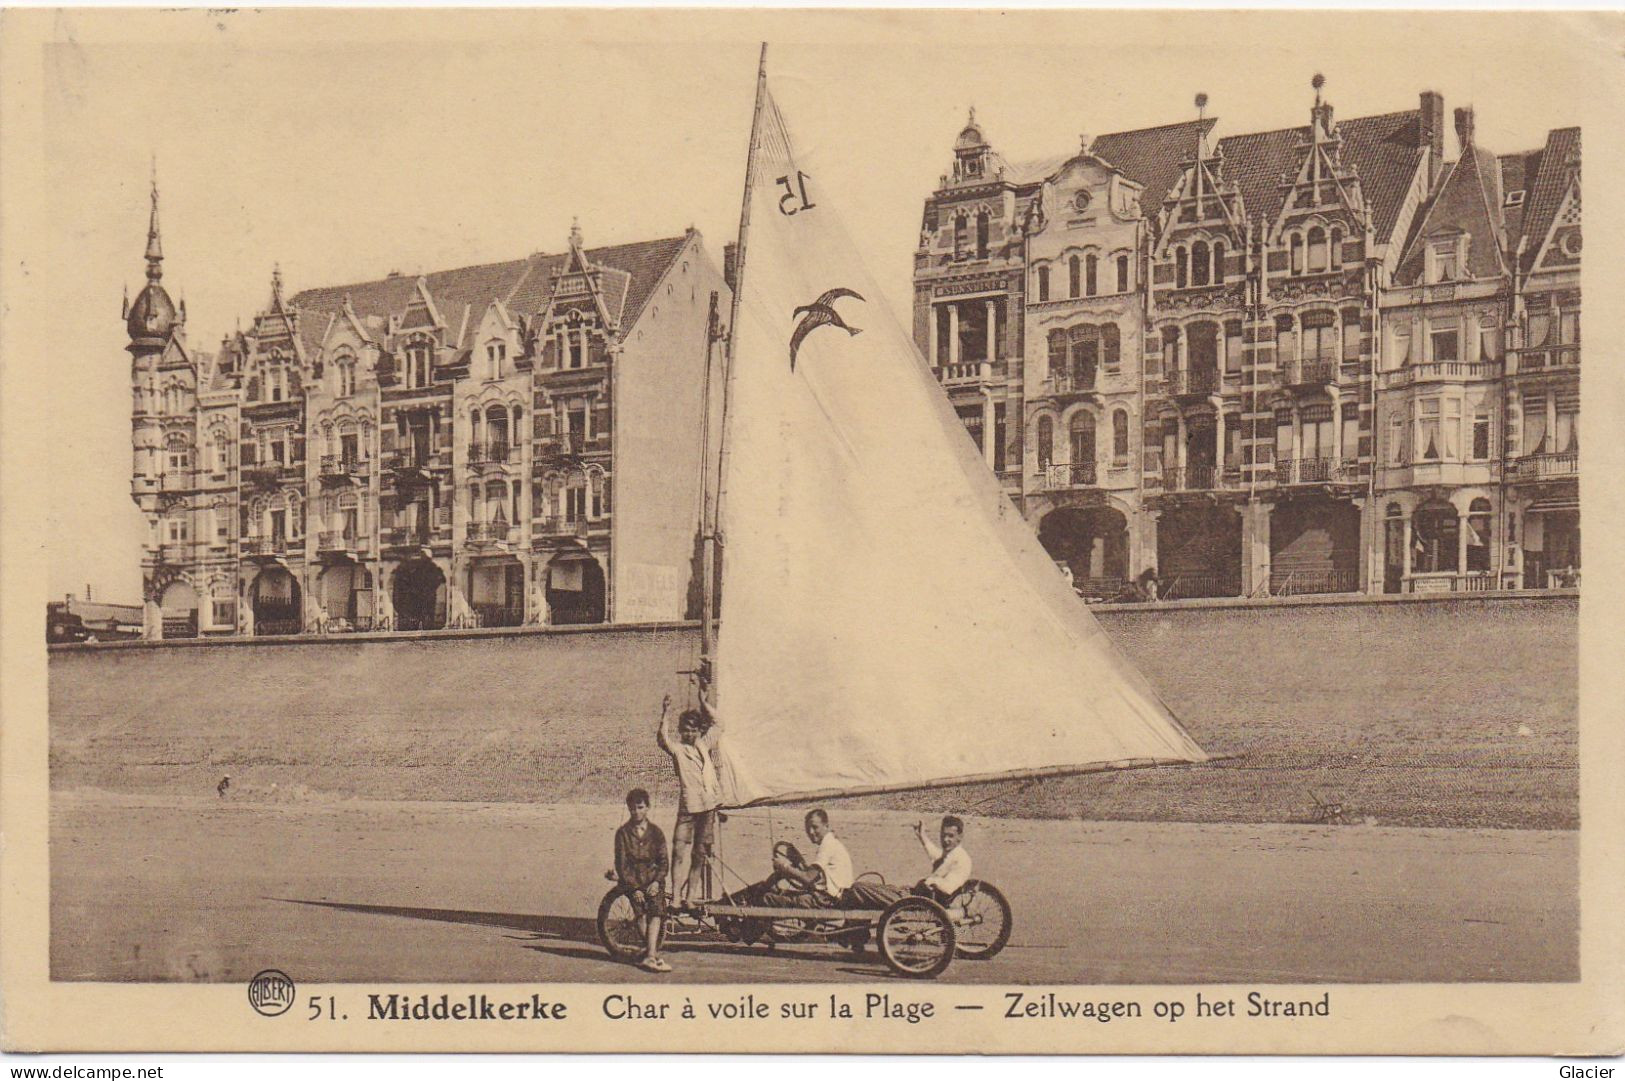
(1429, 237), (1462, 283)
(487, 341), (506, 380)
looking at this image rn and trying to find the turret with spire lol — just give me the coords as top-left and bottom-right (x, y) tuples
(125, 167), (180, 353)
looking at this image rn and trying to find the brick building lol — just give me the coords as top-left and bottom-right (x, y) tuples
(127, 189), (727, 638)
(914, 80), (1580, 599)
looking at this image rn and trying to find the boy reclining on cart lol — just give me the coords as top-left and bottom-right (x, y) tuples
(724, 809), (854, 941)
(841, 815), (973, 909)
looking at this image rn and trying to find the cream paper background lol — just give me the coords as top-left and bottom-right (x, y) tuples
(2, 7), (1622, 1055)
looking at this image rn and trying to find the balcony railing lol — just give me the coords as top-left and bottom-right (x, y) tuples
(1159, 572), (1242, 600)
(1162, 465), (1241, 492)
(465, 521), (516, 544)
(1510, 344), (1580, 374)
(381, 526), (432, 549)
(467, 442), (512, 465)
(241, 536), (288, 557)
(1506, 452), (1578, 480)
(1038, 461), (1098, 490)
(537, 516), (592, 539)
(319, 454), (367, 477)
(1284, 359), (1339, 387)
(1268, 568), (1361, 596)
(1044, 371), (1100, 397)
(317, 530), (357, 553)
(385, 450), (444, 472)
(537, 435), (576, 458)
(472, 604), (526, 628)
(1273, 457), (1356, 485)
(935, 361), (994, 387)
(1378, 361), (1493, 389)
(1163, 368), (1219, 397)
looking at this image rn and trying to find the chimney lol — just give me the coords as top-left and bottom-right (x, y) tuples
(723, 242), (739, 293)
(1454, 106), (1475, 152)
(1419, 90), (1445, 184)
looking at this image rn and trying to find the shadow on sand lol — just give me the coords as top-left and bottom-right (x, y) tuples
(271, 898), (894, 976)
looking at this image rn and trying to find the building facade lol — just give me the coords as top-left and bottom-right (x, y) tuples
(128, 195), (727, 638)
(914, 83), (1580, 600)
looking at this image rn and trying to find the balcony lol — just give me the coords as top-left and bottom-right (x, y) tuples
(465, 521), (518, 546)
(241, 536), (289, 559)
(535, 516), (592, 541)
(157, 542), (191, 564)
(318, 455), (367, 484)
(467, 441), (512, 466)
(935, 361), (994, 388)
(1510, 344), (1580, 376)
(381, 526), (433, 553)
(1282, 359), (1339, 389)
(1505, 452), (1578, 481)
(1163, 368), (1220, 400)
(316, 530), (359, 559)
(1040, 371), (1101, 400)
(1378, 361), (1494, 389)
(386, 450), (445, 480)
(242, 463), (287, 489)
(1273, 457), (1357, 487)
(1162, 465), (1242, 492)
(1037, 461), (1098, 491)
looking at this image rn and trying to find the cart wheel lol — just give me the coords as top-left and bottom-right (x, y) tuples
(877, 897), (956, 979)
(948, 880), (1012, 960)
(596, 889), (646, 963)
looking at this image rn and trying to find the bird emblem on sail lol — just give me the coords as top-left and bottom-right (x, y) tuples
(788, 288), (865, 371)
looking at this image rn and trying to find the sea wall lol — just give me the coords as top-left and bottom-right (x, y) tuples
(49, 592), (1579, 828)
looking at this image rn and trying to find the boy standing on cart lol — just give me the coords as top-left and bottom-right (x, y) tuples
(656, 693), (723, 906)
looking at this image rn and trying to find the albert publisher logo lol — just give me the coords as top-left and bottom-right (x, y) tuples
(248, 969), (295, 1016)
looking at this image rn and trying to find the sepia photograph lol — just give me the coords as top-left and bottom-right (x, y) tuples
(1, 6), (1620, 1057)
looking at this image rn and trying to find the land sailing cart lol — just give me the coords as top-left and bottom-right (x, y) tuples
(597, 837), (1015, 978)
(591, 46), (1207, 979)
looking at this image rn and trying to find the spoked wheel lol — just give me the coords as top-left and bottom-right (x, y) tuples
(596, 889), (646, 963)
(948, 880), (1012, 960)
(876, 896), (956, 979)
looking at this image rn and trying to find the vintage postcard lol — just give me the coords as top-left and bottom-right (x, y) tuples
(1, 6), (1622, 1057)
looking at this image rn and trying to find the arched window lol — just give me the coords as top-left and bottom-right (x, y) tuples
(1036, 265), (1050, 302)
(953, 215), (967, 259)
(1069, 412), (1096, 469)
(1112, 408), (1130, 460)
(1102, 324), (1121, 368)
(1085, 254), (1098, 296)
(1069, 256), (1082, 298)
(1116, 254), (1130, 293)
(486, 481), (508, 525)
(1212, 240), (1227, 282)
(1191, 241), (1210, 286)
(1467, 498), (1492, 572)
(1068, 324), (1100, 385)
(1308, 227), (1328, 273)
(1329, 227), (1343, 269)
(1413, 501), (1459, 573)
(1036, 416), (1054, 468)
(1175, 247), (1189, 289)
(976, 210), (990, 259)
(1290, 234), (1304, 275)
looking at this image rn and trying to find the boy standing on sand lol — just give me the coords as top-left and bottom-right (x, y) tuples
(613, 788), (671, 973)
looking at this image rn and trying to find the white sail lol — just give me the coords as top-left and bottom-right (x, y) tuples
(714, 73), (1205, 808)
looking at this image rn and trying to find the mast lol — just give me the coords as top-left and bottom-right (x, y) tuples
(701, 42), (769, 694)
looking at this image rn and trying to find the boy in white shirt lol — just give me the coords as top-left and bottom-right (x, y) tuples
(912, 815), (972, 904)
